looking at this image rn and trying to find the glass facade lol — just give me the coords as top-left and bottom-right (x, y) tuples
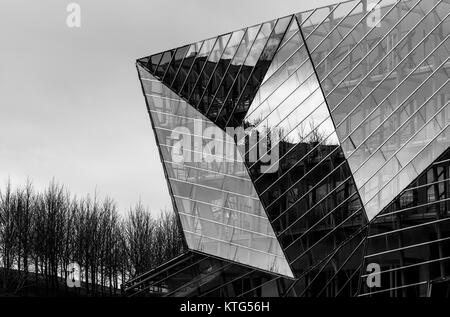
(360, 147), (450, 297)
(131, 0), (450, 297)
(306, 0), (450, 220)
(137, 65), (293, 277)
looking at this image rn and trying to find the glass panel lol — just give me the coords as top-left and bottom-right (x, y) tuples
(148, 53), (162, 74)
(171, 41), (203, 92)
(154, 50), (174, 79)
(232, 25), (261, 65)
(411, 125), (450, 174)
(179, 213), (283, 256)
(189, 233), (292, 277)
(364, 123), (450, 221)
(174, 196), (273, 235)
(326, 0), (450, 220)
(263, 17), (302, 83)
(138, 67), (293, 277)
(164, 45), (189, 85)
(359, 156), (400, 205)
(199, 30), (246, 114)
(189, 34), (231, 107)
(209, 33), (232, 63)
(218, 18), (292, 127)
(249, 45), (310, 116)
(314, 0), (415, 101)
(182, 37), (217, 99)
(216, 22), (275, 125)
(208, 25), (260, 122)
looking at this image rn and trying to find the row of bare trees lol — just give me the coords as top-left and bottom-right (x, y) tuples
(0, 179), (184, 296)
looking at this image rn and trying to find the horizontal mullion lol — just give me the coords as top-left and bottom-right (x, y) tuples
(168, 177), (260, 201)
(288, 208), (364, 265)
(280, 188), (358, 245)
(245, 84), (326, 165)
(365, 236), (450, 258)
(178, 210), (276, 239)
(159, 143), (245, 164)
(251, 109), (332, 177)
(368, 216), (450, 239)
(173, 194), (268, 220)
(358, 280), (428, 296)
(326, 2), (448, 116)
(376, 197), (450, 218)
(348, 77), (450, 184)
(360, 256), (450, 278)
(164, 159), (250, 182)
(360, 103), (450, 206)
(183, 229), (286, 259)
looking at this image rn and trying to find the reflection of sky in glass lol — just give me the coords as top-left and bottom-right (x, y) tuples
(305, 0), (450, 221)
(241, 16), (339, 168)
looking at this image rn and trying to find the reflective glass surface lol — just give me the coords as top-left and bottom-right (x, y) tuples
(235, 15), (367, 281)
(360, 147), (450, 297)
(134, 0), (450, 297)
(124, 251), (294, 297)
(306, 0), (450, 220)
(137, 65), (293, 277)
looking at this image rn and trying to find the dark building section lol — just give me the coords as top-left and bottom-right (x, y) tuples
(123, 251), (294, 297)
(247, 135), (367, 288)
(284, 226), (368, 297)
(131, 0), (450, 297)
(230, 15), (367, 288)
(139, 16), (291, 129)
(360, 147), (450, 297)
(136, 65), (293, 277)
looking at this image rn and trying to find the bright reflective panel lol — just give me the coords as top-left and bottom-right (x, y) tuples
(307, 0), (450, 220)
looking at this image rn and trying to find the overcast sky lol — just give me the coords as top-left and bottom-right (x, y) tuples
(0, 0), (338, 216)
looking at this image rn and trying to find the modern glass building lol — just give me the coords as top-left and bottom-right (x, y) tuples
(127, 0), (450, 296)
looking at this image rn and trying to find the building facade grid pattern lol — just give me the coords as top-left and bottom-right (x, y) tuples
(128, 0), (450, 297)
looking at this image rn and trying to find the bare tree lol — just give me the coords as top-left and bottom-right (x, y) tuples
(0, 179), (184, 296)
(0, 180), (17, 291)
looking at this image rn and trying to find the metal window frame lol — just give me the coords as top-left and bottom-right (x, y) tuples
(358, 280), (428, 296)
(224, 16), (294, 127)
(173, 194), (268, 220)
(167, 177), (261, 201)
(361, 105), (450, 209)
(178, 210), (277, 239)
(183, 229), (287, 260)
(185, 36), (221, 102)
(209, 24), (264, 122)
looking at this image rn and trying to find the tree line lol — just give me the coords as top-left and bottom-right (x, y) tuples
(0, 179), (184, 296)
